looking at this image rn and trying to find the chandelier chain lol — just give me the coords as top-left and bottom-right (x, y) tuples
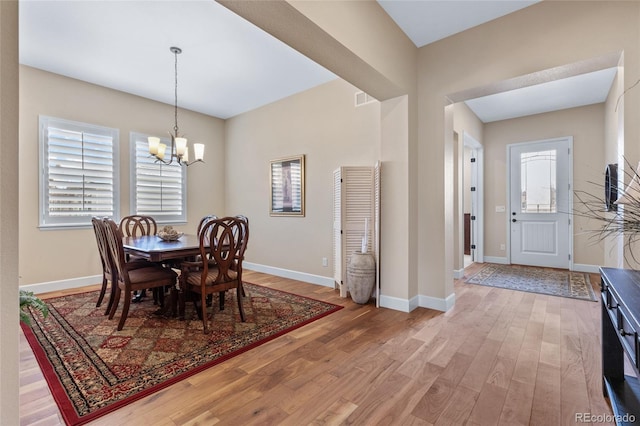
(174, 48), (179, 135)
(147, 46), (203, 166)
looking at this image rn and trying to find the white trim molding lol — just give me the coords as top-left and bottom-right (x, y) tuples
(379, 292), (456, 313)
(453, 268), (465, 280)
(20, 274), (102, 295)
(484, 256), (509, 264)
(243, 262), (334, 288)
(379, 294), (417, 312)
(573, 263), (601, 274)
(420, 292), (456, 312)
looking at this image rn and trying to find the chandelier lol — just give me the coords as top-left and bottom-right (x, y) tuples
(147, 46), (204, 166)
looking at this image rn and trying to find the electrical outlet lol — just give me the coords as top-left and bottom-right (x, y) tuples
(322, 257), (328, 267)
(500, 244), (505, 251)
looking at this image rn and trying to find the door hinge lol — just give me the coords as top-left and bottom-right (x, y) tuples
(470, 158), (476, 163)
(568, 254), (571, 260)
(471, 244), (476, 249)
(470, 187), (476, 192)
(471, 216), (476, 220)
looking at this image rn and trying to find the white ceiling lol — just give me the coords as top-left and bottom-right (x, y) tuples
(19, 0), (616, 122)
(465, 67), (618, 123)
(377, 0), (540, 48)
(19, 0), (336, 119)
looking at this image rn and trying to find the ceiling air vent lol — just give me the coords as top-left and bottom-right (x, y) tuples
(355, 91), (377, 107)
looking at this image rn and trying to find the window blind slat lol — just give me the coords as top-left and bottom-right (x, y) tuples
(131, 135), (186, 221)
(40, 116), (119, 227)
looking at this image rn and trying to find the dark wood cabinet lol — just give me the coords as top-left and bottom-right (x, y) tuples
(600, 267), (640, 425)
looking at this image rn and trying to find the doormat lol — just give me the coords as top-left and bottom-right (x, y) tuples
(465, 263), (597, 302)
(21, 283), (343, 425)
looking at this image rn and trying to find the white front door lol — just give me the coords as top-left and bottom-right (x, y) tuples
(508, 137), (572, 268)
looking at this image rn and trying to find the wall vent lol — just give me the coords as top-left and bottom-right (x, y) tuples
(355, 91), (377, 107)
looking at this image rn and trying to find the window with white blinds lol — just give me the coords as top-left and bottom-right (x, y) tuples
(130, 132), (186, 223)
(39, 116), (119, 228)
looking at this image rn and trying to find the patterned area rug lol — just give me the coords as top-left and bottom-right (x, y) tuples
(465, 264), (597, 302)
(22, 283), (342, 425)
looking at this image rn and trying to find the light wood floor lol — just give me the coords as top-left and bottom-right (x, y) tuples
(20, 265), (614, 425)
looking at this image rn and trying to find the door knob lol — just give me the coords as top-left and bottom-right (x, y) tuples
(512, 218), (517, 223)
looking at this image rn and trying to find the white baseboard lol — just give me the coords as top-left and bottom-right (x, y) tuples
(22, 265), (461, 315)
(20, 275), (101, 295)
(573, 263), (600, 274)
(419, 292), (455, 312)
(453, 268), (465, 279)
(379, 294), (415, 312)
(20, 264), (334, 297)
(243, 262), (334, 288)
(380, 292), (455, 313)
(484, 256), (508, 264)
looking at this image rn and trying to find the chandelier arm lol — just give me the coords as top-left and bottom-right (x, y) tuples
(183, 158), (204, 167)
(153, 156), (175, 165)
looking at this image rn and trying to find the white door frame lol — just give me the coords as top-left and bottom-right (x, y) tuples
(506, 136), (574, 269)
(464, 132), (483, 263)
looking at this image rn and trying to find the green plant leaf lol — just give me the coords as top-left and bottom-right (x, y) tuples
(19, 289), (49, 325)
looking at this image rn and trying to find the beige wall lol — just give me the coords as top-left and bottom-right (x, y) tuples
(483, 104), (605, 266)
(225, 78), (380, 278)
(19, 66), (225, 285)
(14, 0), (640, 302)
(221, 0), (419, 305)
(1, 1), (20, 423)
(418, 1), (639, 299)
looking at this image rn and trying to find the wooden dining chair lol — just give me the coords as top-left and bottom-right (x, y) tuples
(118, 215), (161, 303)
(103, 218), (178, 331)
(179, 217), (248, 333)
(195, 215), (218, 307)
(232, 215), (249, 296)
(92, 217), (117, 315)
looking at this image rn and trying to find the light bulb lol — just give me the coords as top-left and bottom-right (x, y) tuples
(158, 143), (167, 161)
(175, 137), (187, 156)
(194, 143), (205, 161)
(148, 137), (160, 155)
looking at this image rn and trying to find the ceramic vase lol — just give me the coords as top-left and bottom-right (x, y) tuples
(347, 251), (376, 304)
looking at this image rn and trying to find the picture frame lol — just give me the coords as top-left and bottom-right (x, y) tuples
(270, 155), (305, 216)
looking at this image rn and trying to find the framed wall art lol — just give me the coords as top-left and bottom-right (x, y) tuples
(270, 155), (305, 216)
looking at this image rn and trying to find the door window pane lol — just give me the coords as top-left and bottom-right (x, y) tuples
(521, 150), (556, 213)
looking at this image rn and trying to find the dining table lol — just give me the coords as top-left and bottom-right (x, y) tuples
(122, 234), (205, 263)
(123, 234), (205, 318)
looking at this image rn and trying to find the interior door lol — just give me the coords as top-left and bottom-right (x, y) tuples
(509, 138), (571, 268)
